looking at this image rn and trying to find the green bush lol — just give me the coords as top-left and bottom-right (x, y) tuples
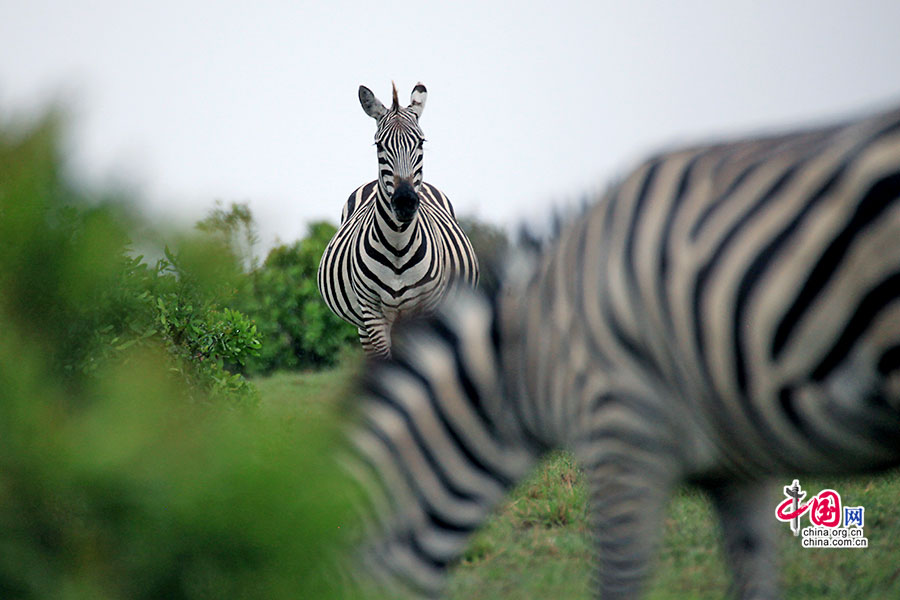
(62, 240), (262, 404)
(234, 222), (358, 374)
(194, 205), (513, 374)
(0, 114), (357, 599)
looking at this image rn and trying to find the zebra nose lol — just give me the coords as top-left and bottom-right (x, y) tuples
(391, 180), (420, 223)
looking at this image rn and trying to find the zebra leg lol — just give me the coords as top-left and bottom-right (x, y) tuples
(359, 319), (392, 359)
(582, 453), (676, 600)
(706, 480), (779, 600)
(357, 327), (376, 356)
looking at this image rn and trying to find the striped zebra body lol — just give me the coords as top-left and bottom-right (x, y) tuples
(347, 104), (900, 598)
(318, 82), (478, 358)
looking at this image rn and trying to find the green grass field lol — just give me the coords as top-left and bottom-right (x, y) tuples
(255, 367), (900, 599)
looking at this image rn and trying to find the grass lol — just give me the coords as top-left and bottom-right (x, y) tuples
(256, 367), (900, 599)
(253, 358), (359, 419)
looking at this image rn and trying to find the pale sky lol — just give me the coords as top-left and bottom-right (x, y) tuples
(3, 1), (899, 250)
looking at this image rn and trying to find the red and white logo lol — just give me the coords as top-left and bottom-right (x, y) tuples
(775, 479), (867, 548)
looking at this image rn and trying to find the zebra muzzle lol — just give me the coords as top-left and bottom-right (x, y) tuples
(391, 181), (420, 223)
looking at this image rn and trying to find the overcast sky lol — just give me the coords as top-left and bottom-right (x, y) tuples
(3, 1), (900, 250)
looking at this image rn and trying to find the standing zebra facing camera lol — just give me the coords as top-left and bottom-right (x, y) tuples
(317, 82), (478, 358)
(344, 104), (900, 598)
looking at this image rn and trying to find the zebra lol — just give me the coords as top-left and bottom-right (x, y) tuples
(344, 103), (900, 598)
(317, 82), (479, 358)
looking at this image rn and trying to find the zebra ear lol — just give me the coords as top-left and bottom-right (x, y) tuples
(408, 82), (427, 119)
(359, 85), (387, 120)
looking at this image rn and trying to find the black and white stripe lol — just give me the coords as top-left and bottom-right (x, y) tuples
(346, 104), (900, 598)
(318, 82), (478, 358)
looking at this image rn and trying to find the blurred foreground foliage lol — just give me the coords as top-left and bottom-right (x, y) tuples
(0, 114), (356, 598)
(0, 116), (262, 403)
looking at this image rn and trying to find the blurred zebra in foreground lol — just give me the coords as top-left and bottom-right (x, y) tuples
(344, 103), (900, 598)
(317, 82), (478, 358)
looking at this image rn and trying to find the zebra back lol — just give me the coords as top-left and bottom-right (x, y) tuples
(346, 103), (900, 598)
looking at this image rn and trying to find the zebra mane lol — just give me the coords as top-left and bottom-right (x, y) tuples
(481, 198), (592, 297)
(390, 81), (399, 112)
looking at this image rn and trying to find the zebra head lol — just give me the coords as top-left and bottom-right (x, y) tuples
(359, 82), (427, 224)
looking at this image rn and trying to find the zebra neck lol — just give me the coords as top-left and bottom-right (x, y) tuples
(373, 187), (419, 249)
